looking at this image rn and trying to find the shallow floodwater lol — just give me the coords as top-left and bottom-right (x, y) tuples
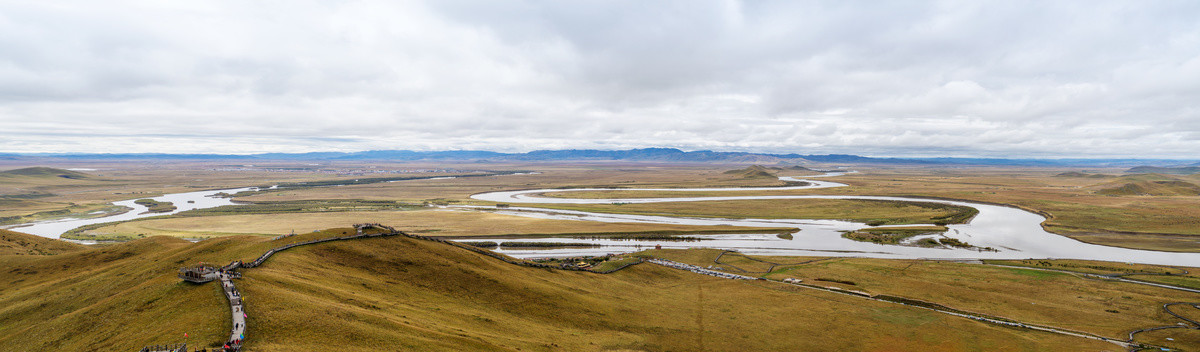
(6, 187), (258, 238)
(469, 174), (1200, 267)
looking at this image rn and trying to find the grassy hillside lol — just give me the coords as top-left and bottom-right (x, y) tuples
(0, 230), (358, 351)
(1126, 166), (1200, 175)
(0, 236), (236, 351)
(0, 167), (104, 207)
(1054, 171), (1114, 178)
(1095, 180), (1200, 196)
(0, 167), (92, 180)
(0, 230), (84, 255)
(0, 230), (1118, 351)
(242, 235), (1112, 351)
(722, 165), (778, 179)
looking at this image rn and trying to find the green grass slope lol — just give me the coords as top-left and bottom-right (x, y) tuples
(0, 230), (1114, 351)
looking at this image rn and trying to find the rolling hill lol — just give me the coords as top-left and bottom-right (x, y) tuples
(722, 165), (779, 179)
(0, 167), (91, 180)
(1055, 171), (1115, 178)
(0, 229), (84, 255)
(1125, 166), (1200, 175)
(1096, 180), (1200, 196)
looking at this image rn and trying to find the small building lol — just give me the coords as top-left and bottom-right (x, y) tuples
(179, 263), (220, 283)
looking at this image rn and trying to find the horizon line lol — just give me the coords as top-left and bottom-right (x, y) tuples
(2, 148), (1199, 162)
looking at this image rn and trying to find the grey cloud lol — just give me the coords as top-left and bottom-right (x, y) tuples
(0, 0), (1198, 158)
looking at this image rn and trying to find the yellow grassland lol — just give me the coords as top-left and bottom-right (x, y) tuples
(0, 229), (85, 255)
(647, 249), (1200, 350)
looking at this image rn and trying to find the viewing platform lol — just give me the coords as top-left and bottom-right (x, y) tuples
(178, 264), (220, 283)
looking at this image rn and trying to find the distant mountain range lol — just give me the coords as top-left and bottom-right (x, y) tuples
(1, 148), (1198, 167)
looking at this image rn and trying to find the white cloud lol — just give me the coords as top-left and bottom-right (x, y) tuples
(0, 0), (1198, 158)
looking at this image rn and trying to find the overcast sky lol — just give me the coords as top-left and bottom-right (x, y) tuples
(1, 1), (1198, 158)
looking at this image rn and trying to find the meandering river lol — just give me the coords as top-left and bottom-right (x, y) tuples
(5, 187), (258, 239)
(469, 173), (1200, 266)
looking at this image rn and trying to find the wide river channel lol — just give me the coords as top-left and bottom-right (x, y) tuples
(469, 173), (1200, 266)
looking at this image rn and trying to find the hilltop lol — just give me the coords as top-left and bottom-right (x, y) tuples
(0, 230), (1110, 351)
(722, 164), (823, 179)
(1055, 171), (1115, 178)
(0, 167), (91, 180)
(722, 165), (779, 179)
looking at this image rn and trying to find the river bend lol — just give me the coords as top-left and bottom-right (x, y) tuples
(469, 174), (1200, 266)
